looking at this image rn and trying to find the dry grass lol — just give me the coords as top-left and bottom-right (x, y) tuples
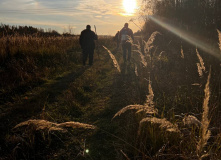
(196, 48), (206, 77)
(0, 35), (80, 92)
(217, 29), (221, 52)
(113, 104), (158, 119)
(181, 45), (184, 58)
(0, 35), (78, 57)
(197, 68), (211, 159)
(143, 31), (161, 54)
(113, 79), (158, 119)
(182, 115), (202, 127)
(133, 49), (147, 67)
(139, 117), (180, 133)
(133, 32), (160, 67)
(135, 64), (138, 76)
(103, 45), (121, 72)
(13, 119), (96, 133)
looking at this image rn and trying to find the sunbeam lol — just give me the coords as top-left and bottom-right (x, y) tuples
(149, 15), (221, 61)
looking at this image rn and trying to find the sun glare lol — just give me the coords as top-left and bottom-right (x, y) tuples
(123, 0), (137, 16)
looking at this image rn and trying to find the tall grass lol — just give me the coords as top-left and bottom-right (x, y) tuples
(113, 79), (158, 119)
(0, 35), (80, 91)
(112, 30), (220, 159)
(103, 45), (121, 72)
(181, 45), (184, 58)
(197, 68), (211, 159)
(196, 48), (206, 77)
(217, 29), (221, 52)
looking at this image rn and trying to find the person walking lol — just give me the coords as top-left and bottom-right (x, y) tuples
(79, 25), (98, 66)
(113, 31), (120, 49)
(119, 23), (134, 63)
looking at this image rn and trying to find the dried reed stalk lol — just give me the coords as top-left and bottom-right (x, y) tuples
(120, 150), (131, 160)
(143, 31), (161, 54)
(196, 49), (206, 77)
(196, 49), (206, 71)
(181, 45), (184, 58)
(197, 63), (203, 77)
(217, 29), (221, 52)
(197, 68), (211, 158)
(103, 45), (121, 72)
(135, 64), (138, 76)
(158, 51), (164, 60)
(113, 79), (157, 119)
(133, 49), (147, 67)
(145, 79), (154, 107)
(113, 104), (158, 119)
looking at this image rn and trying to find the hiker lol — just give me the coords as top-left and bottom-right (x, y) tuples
(113, 31), (120, 49)
(79, 25), (98, 66)
(119, 23), (134, 63)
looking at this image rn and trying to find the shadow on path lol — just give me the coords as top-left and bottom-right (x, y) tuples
(0, 66), (88, 142)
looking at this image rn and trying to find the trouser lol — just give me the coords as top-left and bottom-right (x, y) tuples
(82, 48), (94, 65)
(122, 42), (131, 62)
(117, 40), (119, 49)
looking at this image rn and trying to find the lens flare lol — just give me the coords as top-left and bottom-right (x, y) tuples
(149, 16), (221, 61)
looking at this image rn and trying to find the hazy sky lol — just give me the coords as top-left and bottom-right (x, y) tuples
(0, 0), (144, 35)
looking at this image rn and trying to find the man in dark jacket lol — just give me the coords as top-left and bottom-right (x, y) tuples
(119, 23), (134, 63)
(79, 25), (98, 66)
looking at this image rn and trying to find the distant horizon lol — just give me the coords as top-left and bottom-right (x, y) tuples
(0, 0), (144, 36)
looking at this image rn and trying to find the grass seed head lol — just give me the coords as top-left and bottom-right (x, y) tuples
(103, 45), (121, 72)
(139, 117), (180, 133)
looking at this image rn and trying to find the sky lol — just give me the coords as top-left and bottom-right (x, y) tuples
(0, 0), (144, 35)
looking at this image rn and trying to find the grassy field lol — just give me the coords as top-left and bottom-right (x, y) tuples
(0, 30), (221, 159)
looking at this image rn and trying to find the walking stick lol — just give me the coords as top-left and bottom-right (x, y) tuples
(94, 25), (100, 58)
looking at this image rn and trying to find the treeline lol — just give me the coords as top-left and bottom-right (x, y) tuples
(0, 24), (73, 37)
(143, 0), (221, 38)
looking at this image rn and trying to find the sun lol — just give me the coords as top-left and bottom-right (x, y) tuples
(123, 0), (137, 15)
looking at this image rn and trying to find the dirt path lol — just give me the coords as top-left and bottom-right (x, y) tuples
(0, 48), (145, 159)
(0, 64), (88, 154)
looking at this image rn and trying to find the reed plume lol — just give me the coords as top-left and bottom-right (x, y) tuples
(217, 29), (221, 52)
(113, 104), (158, 119)
(135, 64), (138, 76)
(133, 32), (160, 67)
(13, 119), (96, 133)
(103, 45), (121, 72)
(197, 68), (211, 159)
(181, 45), (184, 58)
(196, 49), (205, 71)
(133, 40), (148, 67)
(142, 79), (155, 111)
(143, 31), (161, 54)
(196, 48), (206, 77)
(183, 115), (202, 127)
(139, 117), (180, 133)
(158, 51), (164, 60)
(197, 63), (203, 77)
(133, 49), (148, 67)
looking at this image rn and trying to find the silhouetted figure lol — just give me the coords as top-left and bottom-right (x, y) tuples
(79, 25), (98, 66)
(113, 31), (120, 49)
(119, 23), (134, 63)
